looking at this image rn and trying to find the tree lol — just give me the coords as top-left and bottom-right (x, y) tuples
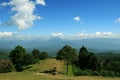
(87, 52), (100, 71)
(9, 45), (26, 71)
(39, 51), (48, 60)
(32, 49), (40, 59)
(23, 53), (34, 66)
(78, 46), (89, 70)
(78, 46), (99, 71)
(56, 45), (77, 75)
(32, 49), (41, 63)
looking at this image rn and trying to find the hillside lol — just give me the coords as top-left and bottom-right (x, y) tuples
(28, 59), (65, 73)
(0, 59), (120, 80)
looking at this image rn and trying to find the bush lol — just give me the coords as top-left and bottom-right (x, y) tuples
(92, 71), (100, 76)
(32, 58), (39, 64)
(115, 72), (120, 77)
(100, 70), (116, 77)
(74, 69), (92, 76)
(0, 60), (14, 73)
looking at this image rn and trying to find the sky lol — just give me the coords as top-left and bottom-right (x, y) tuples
(1, 0), (120, 40)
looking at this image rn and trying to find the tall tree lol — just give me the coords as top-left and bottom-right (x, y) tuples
(9, 45), (26, 71)
(23, 53), (34, 66)
(32, 49), (40, 59)
(39, 51), (48, 60)
(56, 45), (77, 75)
(78, 46), (99, 70)
(78, 46), (89, 70)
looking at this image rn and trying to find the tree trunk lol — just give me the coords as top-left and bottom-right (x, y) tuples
(66, 60), (68, 75)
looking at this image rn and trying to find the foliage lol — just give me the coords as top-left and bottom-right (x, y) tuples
(74, 69), (92, 76)
(23, 53), (35, 65)
(32, 49), (40, 59)
(0, 52), (9, 59)
(39, 51), (48, 60)
(0, 60), (14, 73)
(101, 54), (120, 77)
(9, 45), (26, 71)
(56, 45), (77, 63)
(56, 45), (77, 75)
(78, 46), (100, 71)
(32, 49), (48, 61)
(9, 46), (49, 72)
(74, 47), (120, 77)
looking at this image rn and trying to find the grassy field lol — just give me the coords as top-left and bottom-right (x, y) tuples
(28, 59), (65, 73)
(1, 71), (120, 80)
(0, 59), (120, 80)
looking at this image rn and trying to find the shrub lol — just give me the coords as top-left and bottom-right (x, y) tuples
(74, 69), (92, 76)
(100, 70), (116, 77)
(0, 60), (14, 73)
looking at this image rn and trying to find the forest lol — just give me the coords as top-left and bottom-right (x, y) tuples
(0, 45), (120, 77)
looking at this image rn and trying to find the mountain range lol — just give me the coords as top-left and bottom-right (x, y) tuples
(0, 38), (120, 55)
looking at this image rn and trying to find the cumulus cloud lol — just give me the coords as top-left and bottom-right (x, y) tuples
(72, 32), (120, 39)
(51, 32), (64, 39)
(36, 0), (46, 6)
(1, 0), (46, 30)
(0, 32), (13, 38)
(115, 18), (120, 23)
(74, 16), (80, 22)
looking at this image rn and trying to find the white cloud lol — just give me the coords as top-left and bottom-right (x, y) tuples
(36, 0), (46, 6)
(51, 32), (64, 39)
(0, 32), (13, 38)
(115, 18), (120, 23)
(72, 32), (120, 39)
(1, 2), (9, 6)
(0, 31), (120, 40)
(2, 0), (46, 30)
(74, 16), (80, 22)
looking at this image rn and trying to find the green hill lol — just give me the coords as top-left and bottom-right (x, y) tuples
(28, 59), (65, 73)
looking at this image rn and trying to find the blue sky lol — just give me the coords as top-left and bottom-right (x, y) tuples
(0, 0), (120, 40)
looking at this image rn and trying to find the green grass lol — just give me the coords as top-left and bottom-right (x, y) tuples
(0, 71), (43, 80)
(28, 59), (65, 73)
(68, 65), (74, 76)
(0, 71), (120, 80)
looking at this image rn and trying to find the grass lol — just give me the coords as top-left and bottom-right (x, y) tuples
(68, 65), (74, 76)
(28, 59), (65, 73)
(0, 71), (120, 80)
(0, 59), (120, 80)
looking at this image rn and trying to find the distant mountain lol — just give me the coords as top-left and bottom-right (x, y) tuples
(0, 38), (120, 55)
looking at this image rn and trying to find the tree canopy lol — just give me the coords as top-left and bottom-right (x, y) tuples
(56, 45), (77, 75)
(9, 45), (26, 71)
(56, 45), (77, 63)
(78, 46), (99, 70)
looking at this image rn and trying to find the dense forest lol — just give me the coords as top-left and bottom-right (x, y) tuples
(0, 45), (120, 77)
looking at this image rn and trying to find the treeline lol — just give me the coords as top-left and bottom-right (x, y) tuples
(56, 45), (120, 77)
(96, 53), (120, 77)
(0, 52), (9, 59)
(0, 45), (48, 72)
